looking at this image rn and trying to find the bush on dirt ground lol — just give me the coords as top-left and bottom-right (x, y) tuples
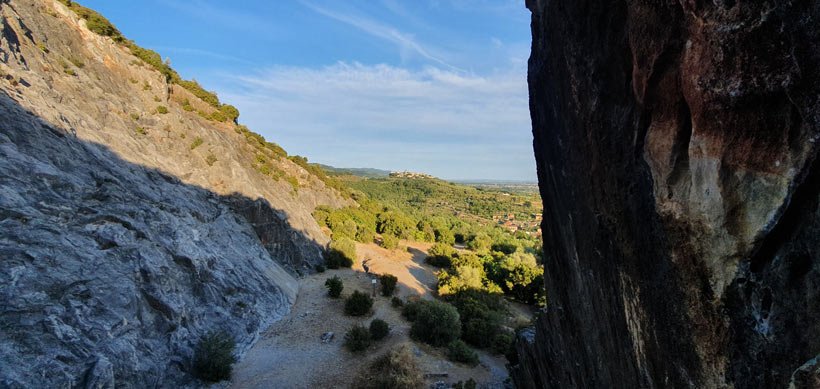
(344, 324), (372, 352)
(447, 339), (479, 366)
(369, 319), (390, 340)
(408, 300), (461, 347)
(391, 296), (404, 307)
(352, 345), (424, 389)
(380, 274), (398, 296)
(344, 290), (374, 316)
(325, 276), (343, 298)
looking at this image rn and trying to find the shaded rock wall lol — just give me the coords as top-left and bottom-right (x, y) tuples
(0, 91), (297, 388)
(517, 0), (820, 387)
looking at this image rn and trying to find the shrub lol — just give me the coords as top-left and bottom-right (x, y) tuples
(190, 137), (203, 150)
(135, 127), (145, 135)
(344, 324), (372, 352)
(156, 105), (168, 114)
(447, 339), (479, 366)
(315, 264), (326, 273)
(447, 289), (506, 348)
(369, 319), (389, 341)
(326, 238), (356, 268)
(401, 299), (425, 322)
(380, 274), (398, 297)
(192, 331), (237, 382)
(219, 104), (239, 122)
(286, 176), (299, 193)
(435, 229), (456, 245)
(178, 79), (220, 107)
(391, 296), (404, 308)
(325, 276), (343, 298)
(381, 233), (398, 250)
(208, 110), (227, 122)
(130, 113), (139, 120)
(154, 96), (162, 102)
(205, 153), (217, 166)
(352, 346), (423, 389)
(37, 42), (48, 52)
(345, 290), (373, 316)
(355, 225), (375, 244)
(409, 300), (461, 347)
(437, 266), (484, 296)
(426, 242), (455, 268)
(491, 331), (515, 356)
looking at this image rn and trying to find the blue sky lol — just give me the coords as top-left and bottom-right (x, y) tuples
(81, 0), (534, 181)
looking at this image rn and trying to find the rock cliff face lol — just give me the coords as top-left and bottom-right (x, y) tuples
(518, 0), (820, 387)
(0, 0), (350, 387)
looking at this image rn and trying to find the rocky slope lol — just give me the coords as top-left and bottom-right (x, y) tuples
(516, 0), (820, 388)
(0, 0), (350, 387)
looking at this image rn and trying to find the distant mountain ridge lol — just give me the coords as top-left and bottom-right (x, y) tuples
(317, 164), (391, 178)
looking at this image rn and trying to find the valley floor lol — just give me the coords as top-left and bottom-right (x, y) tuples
(229, 240), (511, 389)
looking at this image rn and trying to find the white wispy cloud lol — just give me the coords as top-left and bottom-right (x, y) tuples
(299, 1), (464, 72)
(218, 62), (533, 179)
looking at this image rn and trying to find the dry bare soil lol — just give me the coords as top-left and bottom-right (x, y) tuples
(229, 240), (512, 389)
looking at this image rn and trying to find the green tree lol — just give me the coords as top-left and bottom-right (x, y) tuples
(408, 300), (461, 347)
(381, 233), (399, 250)
(467, 232), (492, 253)
(435, 228), (456, 245)
(426, 242), (455, 268)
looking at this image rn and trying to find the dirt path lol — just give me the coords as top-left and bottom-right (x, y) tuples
(229, 240), (510, 389)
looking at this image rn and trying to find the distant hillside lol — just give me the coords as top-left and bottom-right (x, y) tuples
(453, 180), (540, 195)
(339, 176), (542, 230)
(317, 164), (391, 178)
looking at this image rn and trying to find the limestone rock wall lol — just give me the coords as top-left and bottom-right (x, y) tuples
(0, 0), (350, 387)
(517, 0), (820, 387)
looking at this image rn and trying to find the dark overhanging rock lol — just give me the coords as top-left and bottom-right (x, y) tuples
(517, 0), (820, 387)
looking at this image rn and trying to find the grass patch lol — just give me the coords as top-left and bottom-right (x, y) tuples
(287, 176), (300, 193)
(69, 57), (84, 68)
(190, 137), (203, 150)
(205, 153), (217, 166)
